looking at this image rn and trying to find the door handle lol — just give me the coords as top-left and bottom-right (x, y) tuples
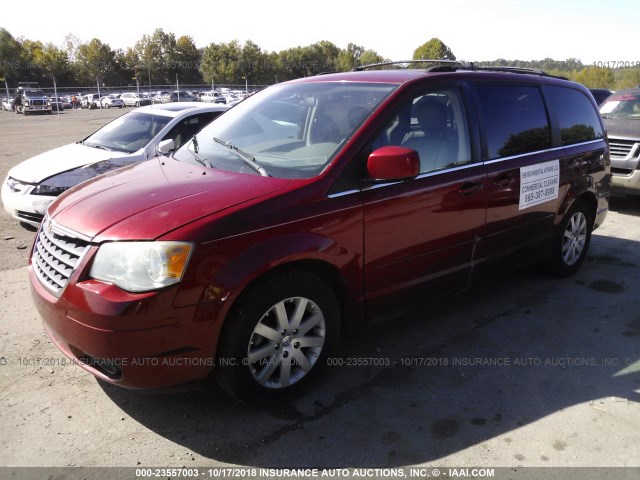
(459, 182), (483, 195)
(493, 174), (516, 188)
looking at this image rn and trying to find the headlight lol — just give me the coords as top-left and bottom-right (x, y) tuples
(6, 177), (28, 192)
(90, 242), (193, 292)
(31, 183), (70, 196)
(23, 100), (30, 106)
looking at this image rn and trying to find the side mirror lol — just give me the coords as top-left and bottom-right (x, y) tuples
(367, 146), (420, 181)
(157, 139), (175, 155)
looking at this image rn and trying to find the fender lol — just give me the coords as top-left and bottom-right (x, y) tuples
(208, 231), (362, 311)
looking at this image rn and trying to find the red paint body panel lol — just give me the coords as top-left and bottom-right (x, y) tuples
(49, 158), (291, 240)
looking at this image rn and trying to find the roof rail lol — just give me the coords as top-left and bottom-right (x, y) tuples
(353, 60), (568, 80)
(353, 59), (462, 71)
(466, 64), (567, 80)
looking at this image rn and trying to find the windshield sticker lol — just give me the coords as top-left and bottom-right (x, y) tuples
(519, 160), (559, 210)
(610, 94), (638, 102)
(599, 101), (619, 114)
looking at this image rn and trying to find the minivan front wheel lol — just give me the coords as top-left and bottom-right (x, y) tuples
(547, 199), (592, 277)
(215, 270), (339, 403)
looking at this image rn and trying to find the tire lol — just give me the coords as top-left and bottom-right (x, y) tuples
(105, 103), (110, 109)
(215, 270), (339, 404)
(135, 102), (139, 107)
(546, 199), (593, 277)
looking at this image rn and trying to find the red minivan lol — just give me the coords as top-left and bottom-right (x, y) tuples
(29, 65), (611, 402)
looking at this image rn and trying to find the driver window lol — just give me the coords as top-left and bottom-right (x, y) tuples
(374, 88), (471, 174)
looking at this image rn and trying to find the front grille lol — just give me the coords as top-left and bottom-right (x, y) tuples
(609, 138), (638, 159)
(32, 222), (89, 295)
(17, 210), (44, 224)
(30, 99), (47, 106)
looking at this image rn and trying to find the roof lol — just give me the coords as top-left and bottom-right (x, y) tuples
(135, 103), (228, 117)
(286, 68), (579, 90)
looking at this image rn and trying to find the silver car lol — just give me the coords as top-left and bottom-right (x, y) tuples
(99, 94), (125, 109)
(120, 92), (153, 107)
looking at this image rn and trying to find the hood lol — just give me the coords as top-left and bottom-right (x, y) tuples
(8, 143), (133, 183)
(603, 118), (640, 140)
(48, 157), (291, 241)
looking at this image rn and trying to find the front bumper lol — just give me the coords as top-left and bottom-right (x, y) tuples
(1, 178), (52, 227)
(611, 169), (640, 195)
(610, 138), (640, 195)
(23, 104), (52, 113)
(29, 263), (223, 389)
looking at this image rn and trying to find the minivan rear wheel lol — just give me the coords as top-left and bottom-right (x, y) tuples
(215, 270), (339, 404)
(546, 199), (592, 277)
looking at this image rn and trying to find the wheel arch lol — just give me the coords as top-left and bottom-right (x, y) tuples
(200, 232), (364, 337)
(557, 189), (598, 227)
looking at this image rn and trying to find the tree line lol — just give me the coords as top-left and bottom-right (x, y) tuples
(1, 28), (638, 90)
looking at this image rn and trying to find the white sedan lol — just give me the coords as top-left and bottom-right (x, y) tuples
(99, 94), (125, 108)
(2, 103), (228, 227)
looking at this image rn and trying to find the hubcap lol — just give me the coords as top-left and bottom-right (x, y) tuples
(247, 297), (325, 389)
(562, 211), (587, 266)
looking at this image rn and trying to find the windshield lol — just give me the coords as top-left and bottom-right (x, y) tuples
(600, 92), (640, 119)
(24, 90), (45, 97)
(173, 81), (397, 178)
(84, 112), (172, 153)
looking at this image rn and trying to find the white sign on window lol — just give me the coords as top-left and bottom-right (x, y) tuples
(519, 160), (560, 210)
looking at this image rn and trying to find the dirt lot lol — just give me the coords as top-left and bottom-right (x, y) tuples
(1, 108), (639, 473)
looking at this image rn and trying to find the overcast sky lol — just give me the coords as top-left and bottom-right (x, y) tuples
(2, 0), (639, 65)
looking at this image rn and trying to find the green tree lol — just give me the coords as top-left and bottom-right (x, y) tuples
(413, 38), (456, 61)
(34, 43), (72, 84)
(173, 36), (202, 84)
(0, 28), (23, 83)
(75, 38), (117, 85)
(200, 40), (242, 85)
(337, 43), (365, 71)
(614, 68), (640, 90)
(574, 67), (615, 89)
(359, 50), (386, 67)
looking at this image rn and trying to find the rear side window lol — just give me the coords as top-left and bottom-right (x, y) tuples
(474, 85), (551, 160)
(546, 86), (604, 145)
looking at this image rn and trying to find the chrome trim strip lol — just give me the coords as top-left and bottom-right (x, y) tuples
(49, 217), (93, 242)
(326, 138), (606, 198)
(327, 189), (361, 199)
(483, 139), (605, 165)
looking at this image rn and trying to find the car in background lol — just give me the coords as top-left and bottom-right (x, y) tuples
(58, 97), (73, 109)
(152, 91), (170, 103)
(48, 98), (65, 111)
(120, 92), (153, 107)
(1, 97), (14, 111)
(15, 89), (51, 115)
(590, 88), (612, 106)
(200, 90), (226, 104)
(99, 94), (125, 109)
(162, 91), (197, 103)
(81, 93), (103, 109)
(2, 103), (229, 226)
(599, 88), (640, 195)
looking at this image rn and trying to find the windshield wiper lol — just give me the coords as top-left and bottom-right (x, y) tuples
(90, 144), (111, 151)
(213, 138), (270, 177)
(188, 134), (211, 167)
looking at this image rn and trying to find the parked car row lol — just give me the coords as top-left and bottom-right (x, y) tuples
(1, 87), (256, 113)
